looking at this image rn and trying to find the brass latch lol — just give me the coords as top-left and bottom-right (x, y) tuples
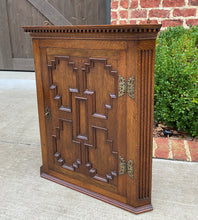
(118, 75), (135, 99)
(119, 156), (134, 180)
(45, 106), (50, 120)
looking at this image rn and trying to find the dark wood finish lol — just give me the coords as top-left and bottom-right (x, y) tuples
(40, 166), (153, 214)
(0, 0), (108, 70)
(24, 24), (161, 214)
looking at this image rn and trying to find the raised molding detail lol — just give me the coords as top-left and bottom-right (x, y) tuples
(23, 25), (161, 34)
(52, 119), (81, 171)
(138, 49), (153, 200)
(29, 23), (160, 214)
(48, 56), (118, 183)
(86, 126), (118, 182)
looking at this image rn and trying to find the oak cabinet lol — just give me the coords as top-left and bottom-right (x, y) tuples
(24, 24), (161, 214)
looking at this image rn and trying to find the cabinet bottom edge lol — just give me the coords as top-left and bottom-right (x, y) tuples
(40, 166), (153, 215)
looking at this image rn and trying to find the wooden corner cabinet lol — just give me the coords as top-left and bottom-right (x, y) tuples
(24, 24), (161, 214)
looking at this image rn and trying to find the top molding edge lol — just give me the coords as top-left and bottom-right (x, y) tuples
(23, 24), (162, 34)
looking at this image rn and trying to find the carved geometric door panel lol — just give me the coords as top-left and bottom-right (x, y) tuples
(26, 24), (160, 214)
(44, 52), (120, 189)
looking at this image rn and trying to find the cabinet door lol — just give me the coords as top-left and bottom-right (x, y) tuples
(37, 39), (136, 206)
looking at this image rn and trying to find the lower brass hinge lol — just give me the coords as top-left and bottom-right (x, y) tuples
(119, 156), (134, 180)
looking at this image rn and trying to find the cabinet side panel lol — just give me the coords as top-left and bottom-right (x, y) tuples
(125, 41), (138, 206)
(116, 50), (128, 197)
(137, 40), (156, 205)
(32, 39), (48, 172)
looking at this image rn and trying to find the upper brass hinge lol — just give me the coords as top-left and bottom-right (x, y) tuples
(118, 75), (135, 100)
(119, 156), (134, 180)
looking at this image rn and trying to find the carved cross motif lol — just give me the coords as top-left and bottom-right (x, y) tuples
(47, 56), (118, 183)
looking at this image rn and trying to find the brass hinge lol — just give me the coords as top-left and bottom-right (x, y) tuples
(118, 75), (135, 100)
(119, 156), (134, 180)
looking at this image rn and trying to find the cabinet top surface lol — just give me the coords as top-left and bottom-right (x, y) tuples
(23, 24), (161, 40)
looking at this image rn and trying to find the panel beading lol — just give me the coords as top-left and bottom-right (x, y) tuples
(23, 25), (161, 34)
(48, 56), (118, 184)
(138, 49), (153, 200)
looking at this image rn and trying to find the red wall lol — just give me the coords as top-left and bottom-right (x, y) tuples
(111, 0), (198, 29)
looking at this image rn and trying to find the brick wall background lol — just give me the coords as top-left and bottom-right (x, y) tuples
(111, 0), (198, 29)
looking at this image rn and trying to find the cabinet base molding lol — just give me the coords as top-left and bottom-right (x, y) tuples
(24, 24), (161, 215)
(40, 166), (153, 215)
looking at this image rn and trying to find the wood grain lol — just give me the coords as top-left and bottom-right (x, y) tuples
(27, 0), (72, 25)
(1, 0), (108, 70)
(41, 166), (153, 215)
(13, 58), (34, 70)
(0, 0), (13, 69)
(48, 0), (107, 25)
(26, 24), (161, 214)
